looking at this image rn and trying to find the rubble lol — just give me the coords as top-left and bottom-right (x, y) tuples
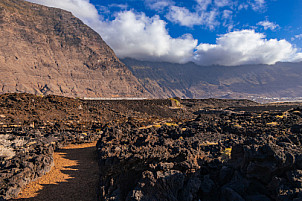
(1, 93), (302, 200)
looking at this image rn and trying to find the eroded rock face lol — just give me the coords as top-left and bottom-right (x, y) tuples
(0, 0), (148, 98)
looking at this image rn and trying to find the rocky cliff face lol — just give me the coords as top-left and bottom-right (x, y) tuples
(0, 0), (149, 98)
(122, 58), (302, 100)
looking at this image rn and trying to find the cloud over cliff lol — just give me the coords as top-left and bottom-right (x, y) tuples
(27, 0), (302, 66)
(194, 30), (301, 66)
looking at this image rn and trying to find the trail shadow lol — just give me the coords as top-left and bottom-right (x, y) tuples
(15, 145), (99, 201)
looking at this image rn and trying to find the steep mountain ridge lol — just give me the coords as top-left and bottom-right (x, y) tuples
(122, 58), (302, 100)
(0, 0), (148, 98)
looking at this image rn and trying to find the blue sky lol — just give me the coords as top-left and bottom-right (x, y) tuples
(27, 0), (302, 66)
(94, 0), (302, 46)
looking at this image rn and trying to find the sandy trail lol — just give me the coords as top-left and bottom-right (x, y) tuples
(13, 142), (99, 201)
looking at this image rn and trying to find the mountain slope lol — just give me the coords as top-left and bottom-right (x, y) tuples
(122, 58), (302, 100)
(0, 0), (148, 98)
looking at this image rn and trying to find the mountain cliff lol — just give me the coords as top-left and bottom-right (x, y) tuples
(122, 58), (302, 100)
(0, 0), (148, 98)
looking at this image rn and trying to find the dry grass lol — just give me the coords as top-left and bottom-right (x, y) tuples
(233, 124), (242, 128)
(266, 122), (279, 126)
(221, 148), (232, 157)
(139, 122), (179, 130)
(220, 147), (232, 161)
(200, 141), (219, 146)
(169, 98), (181, 107)
(164, 122), (178, 127)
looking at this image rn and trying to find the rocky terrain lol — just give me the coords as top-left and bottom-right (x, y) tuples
(97, 105), (302, 201)
(0, 0), (148, 98)
(1, 93), (302, 200)
(122, 58), (302, 100)
(0, 93), (191, 199)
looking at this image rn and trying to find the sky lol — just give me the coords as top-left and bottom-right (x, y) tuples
(26, 0), (302, 66)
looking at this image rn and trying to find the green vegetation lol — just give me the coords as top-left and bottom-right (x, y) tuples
(220, 147), (232, 161)
(169, 98), (181, 107)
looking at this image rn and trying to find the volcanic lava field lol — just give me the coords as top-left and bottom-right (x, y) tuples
(1, 93), (302, 201)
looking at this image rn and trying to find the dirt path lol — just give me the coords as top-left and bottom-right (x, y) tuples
(13, 142), (99, 201)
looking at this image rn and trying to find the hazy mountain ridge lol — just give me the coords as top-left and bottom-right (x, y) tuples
(122, 58), (302, 100)
(0, 0), (148, 98)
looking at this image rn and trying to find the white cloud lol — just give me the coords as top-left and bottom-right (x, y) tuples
(194, 30), (302, 66)
(157, 0), (267, 29)
(292, 34), (302, 41)
(145, 0), (174, 11)
(26, 0), (302, 66)
(214, 0), (231, 7)
(251, 0), (266, 11)
(195, 0), (212, 10)
(108, 4), (128, 10)
(166, 6), (219, 29)
(165, 0), (222, 28)
(165, 6), (200, 27)
(257, 20), (279, 30)
(238, 3), (249, 10)
(292, 53), (302, 62)
(96, 11), (197, 63)
(295, 34), (302, 39)
(222, 10), (232, 20)
(238, 0), (265, 12)
(97, 5), (110, 14)
(27, 0), (196, 63)
(28, 0), (100, 24)
(222, 10), (234, 31)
